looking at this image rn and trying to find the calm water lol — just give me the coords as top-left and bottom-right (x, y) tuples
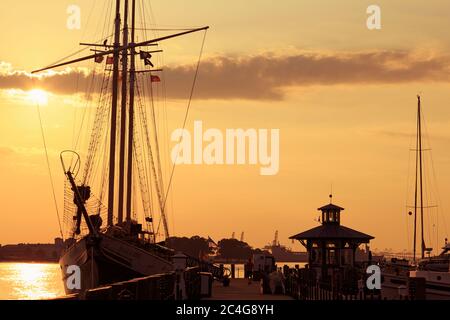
(0, 262), (65, 300)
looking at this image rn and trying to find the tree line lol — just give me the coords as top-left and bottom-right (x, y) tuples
(165, 236), (264, 261)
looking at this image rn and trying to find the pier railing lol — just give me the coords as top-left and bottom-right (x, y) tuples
(82, 272), (177, 300)
(55, 266), (211, 300)
(182, 266), (201, 300)
(284, 267), (381, 300)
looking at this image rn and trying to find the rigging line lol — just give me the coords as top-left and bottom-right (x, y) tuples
(134, 78), (155, 227)
(71, 0), (107, 158)
(69, 0), (111, 168)
(34, 86), (64, 240)
(140, 1), (163, 237)
(429, 150), (449, 237)
(421, 108), (446, 246)
(161, 29), (208, 214)
(423, 161), (433, 247)
(147, 61), (166, 226)
(405, 139), (413, 253)
(134, 28), (200, 31)
(136, 74), (164, 215)
(423, 115), (449, 241)
(161, 56), (175, 235)
(97, 92), (113, 210)
(71, 65), (98, 152)
(139, 94), (157, 228)
(43, 31), (115, 71)
(83, 68), (112, 183)
(43, 47), (89, 71)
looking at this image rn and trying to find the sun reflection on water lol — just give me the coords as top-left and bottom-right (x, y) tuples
(0, 263), (64, 300)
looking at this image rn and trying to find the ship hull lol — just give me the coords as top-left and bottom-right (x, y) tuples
(59, 234), (174, 295)
(410, 270), (450, 300)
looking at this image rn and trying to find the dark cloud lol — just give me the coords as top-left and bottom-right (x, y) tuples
(1, 50), (450, 100)
(0, 69), (101, 95)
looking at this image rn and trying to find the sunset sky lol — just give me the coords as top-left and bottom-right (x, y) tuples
(1, 0), (450, 254)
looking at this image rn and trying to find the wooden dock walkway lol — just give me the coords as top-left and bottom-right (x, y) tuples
(206, 279), (293, 300)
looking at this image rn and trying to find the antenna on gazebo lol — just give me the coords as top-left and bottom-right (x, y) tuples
(329, 183), (333, 203)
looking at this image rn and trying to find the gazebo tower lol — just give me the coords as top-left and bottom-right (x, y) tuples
(290, 195), (374, 281)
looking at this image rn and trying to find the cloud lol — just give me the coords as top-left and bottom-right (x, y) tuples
(1, 50), (450, 100)
(0, 65), (98, 96)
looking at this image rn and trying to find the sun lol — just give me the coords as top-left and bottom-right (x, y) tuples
(27, 89), (49, 106)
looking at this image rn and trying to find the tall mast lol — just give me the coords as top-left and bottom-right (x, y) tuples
(413, 97), (419, 262)
(418, 95), (425, 259)
(117, 0), (129, 223)
(126, 0), (136, 221)
(107, 0), (122, 226)
(413, 95), (425, 261)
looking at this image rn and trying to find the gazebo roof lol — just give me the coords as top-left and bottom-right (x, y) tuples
(318, 203), (344, 211)
(289, 224), (373, 242)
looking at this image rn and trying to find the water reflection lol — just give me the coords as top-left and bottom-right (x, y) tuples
(0, 263), (64, 300)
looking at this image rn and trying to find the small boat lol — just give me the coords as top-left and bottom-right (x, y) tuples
(409, 267), (450, 300)
(410, 242), (450, 299)
(263, 231), (308, 263)
(418, 242), (450, 272)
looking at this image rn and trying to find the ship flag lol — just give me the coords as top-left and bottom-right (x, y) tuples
(94, 55), (104, 63)
(140, 51), (154, 67)
(150, 75), (161, 82)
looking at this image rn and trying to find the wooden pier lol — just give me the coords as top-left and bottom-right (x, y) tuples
(51, 269), (295, 300)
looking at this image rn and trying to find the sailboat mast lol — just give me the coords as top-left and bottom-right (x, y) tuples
(118, 0), (129, 224)
(126, 0), (136, 221)
(418, 95), (425, 259)
(413, 98), (419, 262)
(107, 0), (122, 226)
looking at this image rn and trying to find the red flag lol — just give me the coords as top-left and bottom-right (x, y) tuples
(106, 56), (114, 64)
(150, 75), (160, 82)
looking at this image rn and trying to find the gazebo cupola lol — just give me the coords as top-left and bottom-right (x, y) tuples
(319, 196), (344, 225)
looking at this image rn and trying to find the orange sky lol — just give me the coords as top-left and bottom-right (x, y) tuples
(1, 0), (450, 254)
